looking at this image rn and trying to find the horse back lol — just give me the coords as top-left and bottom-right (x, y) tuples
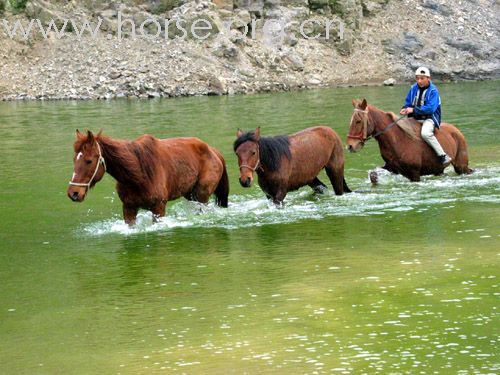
(287, 126), (342, 184)
(157, 137), (223, 199)
(290, 126), (341, 159)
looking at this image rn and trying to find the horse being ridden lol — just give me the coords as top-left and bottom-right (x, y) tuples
(346, 99), (472, 182)
(68, 130), (229, 225)
(234, 126), (350, 205)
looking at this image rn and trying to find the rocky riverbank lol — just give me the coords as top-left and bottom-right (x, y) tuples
(0, 0), (499, 100)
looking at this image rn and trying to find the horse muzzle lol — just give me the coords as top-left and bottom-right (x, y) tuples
(346, 141), (363, 153)
(239, 176), (252, 188)
(67, 187), (86, 202)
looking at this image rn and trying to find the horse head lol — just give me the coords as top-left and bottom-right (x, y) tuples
(67, 129), (106, 202)
(234, 127), (261, 188)
(347, 98), (373, 152)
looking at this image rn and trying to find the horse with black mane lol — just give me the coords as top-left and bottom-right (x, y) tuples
(346, 99), (472, 182)
(234, 126), (350, 205)
(68, 130), (229, 225)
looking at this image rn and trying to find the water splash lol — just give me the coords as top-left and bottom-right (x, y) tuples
(80, 166), (500, 236)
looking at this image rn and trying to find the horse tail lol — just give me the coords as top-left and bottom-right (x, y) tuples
(451, 127), (473, 175)
(214, 150), (229, 208)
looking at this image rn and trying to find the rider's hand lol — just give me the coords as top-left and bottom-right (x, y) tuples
(400, 107), (413, 115)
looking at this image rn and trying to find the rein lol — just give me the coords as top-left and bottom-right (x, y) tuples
(69, 142), (107, 188)
(348, 108), (407, 144)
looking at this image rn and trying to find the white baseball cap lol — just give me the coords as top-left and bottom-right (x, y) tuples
(415, 67), (431, 77)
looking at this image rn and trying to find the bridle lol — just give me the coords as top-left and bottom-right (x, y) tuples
(347, 108), (407, 144)
(347, 108), (369, 143)
(239, 159), (261, 172)
(68, 142), (107, 188)
(237, 142), (262, 173)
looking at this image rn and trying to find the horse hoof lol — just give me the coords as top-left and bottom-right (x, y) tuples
(369, 171), (378, 184)
(313, 186), (328, 195)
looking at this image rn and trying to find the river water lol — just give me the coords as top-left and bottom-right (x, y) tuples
(0, 81), (498, 374)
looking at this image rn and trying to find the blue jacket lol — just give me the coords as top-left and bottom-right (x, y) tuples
(403, 81), (442, 127)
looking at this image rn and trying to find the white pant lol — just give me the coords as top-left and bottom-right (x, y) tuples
(420, 119), (446, 156)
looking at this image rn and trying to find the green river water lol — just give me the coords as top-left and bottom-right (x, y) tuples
(0, 81), (498, 374)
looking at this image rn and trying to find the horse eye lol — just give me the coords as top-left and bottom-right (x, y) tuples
(252, 151), (256, 156)
(85, 159), (92, 165)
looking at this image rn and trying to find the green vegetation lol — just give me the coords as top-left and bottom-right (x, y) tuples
(8, 0), (28, 12)
(329, 0), (344, 17)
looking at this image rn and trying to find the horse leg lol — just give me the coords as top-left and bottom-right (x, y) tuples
(123, 205), (138, 226)
(325, 145), (349, 194)
(191, 182), (212, 205)
(452, 139), (473, 175)
(272, 190), (287, 207)
(184, 192), (195, 201)
(191, 165), (222, 205)
(325, 165), (347, 195)
(151, 201), (166, 222)
(308, 177), (328, 194)
(453, 163), (473, 175)
(406, 171), (421, 182)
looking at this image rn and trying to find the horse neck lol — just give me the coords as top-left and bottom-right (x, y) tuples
(367, 106), (403, 150)
(98, 136), (140, 185)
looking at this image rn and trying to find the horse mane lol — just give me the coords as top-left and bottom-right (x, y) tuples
(234, 131), (292, 171)
(77, 134), (159, 185)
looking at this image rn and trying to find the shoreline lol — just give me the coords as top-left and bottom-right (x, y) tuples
(0, 78), (495, 102)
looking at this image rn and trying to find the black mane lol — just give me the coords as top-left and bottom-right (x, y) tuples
(234, 131), (291, 171)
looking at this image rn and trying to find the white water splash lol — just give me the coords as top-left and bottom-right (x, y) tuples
(80, 166), (500, 236)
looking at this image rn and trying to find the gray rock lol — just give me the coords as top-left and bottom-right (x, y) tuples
(213, 0), (233, 11)
(25, 0), (68, 28)
(383, 32), (423, 55)
(212, 38), (240, 59)
(207, 75), (227, 95)
(233, 0), (265, 18)
(445, 37), (493, 59)
(282, 52), (304, 71)
(383, 78), (396, 86)
(422, 0), (453, 16)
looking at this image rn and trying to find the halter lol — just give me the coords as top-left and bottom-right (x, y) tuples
(68, 142), (107, 188)
(347, 108), (369, 143)
(239, 159), (261, 172)
(347, 108), (407, 143)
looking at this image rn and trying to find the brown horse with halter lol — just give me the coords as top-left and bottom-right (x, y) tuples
(234, 126), (350, 205)
(68, 130), (229, 225)
(346, 99), (472, 182)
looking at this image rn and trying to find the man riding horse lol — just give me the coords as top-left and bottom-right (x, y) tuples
(400, 67), (452, 165)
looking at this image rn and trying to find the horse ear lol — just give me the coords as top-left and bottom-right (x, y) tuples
(76, 129), (84, 140)
(352, 99), (359, 107)
(236, 128), (243, 138)
(96, 129), (103, 139)
(87, 130), (95, 143)
(254, 127), (261, 141)
(360, 99), (368, 110)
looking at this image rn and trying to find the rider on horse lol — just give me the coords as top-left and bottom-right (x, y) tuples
(400, 67), (452, 165)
